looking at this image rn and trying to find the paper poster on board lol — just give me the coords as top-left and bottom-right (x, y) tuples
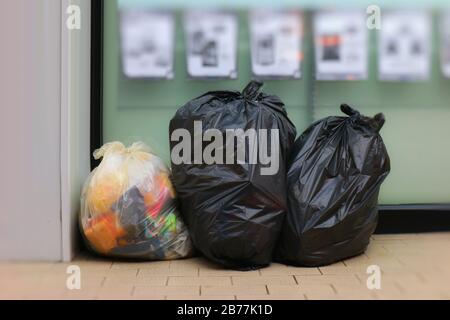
(119, 9), (175, 79)
(378, 10), (431, 81)
(441, 12), (450, 78)
(184, 10), (238, 79)
(249, 10), (303, 79)
(314, 10), (368, 81)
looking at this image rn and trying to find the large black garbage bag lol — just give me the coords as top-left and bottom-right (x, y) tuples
(169, 81), (297, 269)
(276, 104), (390, 267)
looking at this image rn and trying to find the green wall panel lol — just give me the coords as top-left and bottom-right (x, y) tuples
(119, 0), (450, 9)
(103, 0), (311, 162)
(103, 0), (450, 205)
(313, 19), (450, 205)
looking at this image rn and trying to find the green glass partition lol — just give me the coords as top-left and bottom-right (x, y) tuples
(314, 21), (450, 205)
(103, 0), (450, 205)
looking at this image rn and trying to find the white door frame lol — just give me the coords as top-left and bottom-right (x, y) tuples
(60, 0), (92, 262)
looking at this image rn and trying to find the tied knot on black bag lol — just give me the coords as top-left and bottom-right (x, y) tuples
(242, 80), (264, 101)
(341, 103), (385, 133)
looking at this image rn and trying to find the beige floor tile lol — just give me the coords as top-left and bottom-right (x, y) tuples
(130, 276), (168, 286)
(365, 243), (390, 255)
(295, 274), (361, 286)
(98, 283), (134, 296)
(0, 262), (55, 274)
(168, 276), (232, 286)
(268, 284), (335, 295)
(318, 266), (358, 275)
(295, 283), (336, 295)
(105, 269), (140, 278)
(304, 292), (339, 300)
(201, 285), (267, 296)
(61, 288), (101, 300)
(373, 291), (430, 300)
(332, 283), (373, 294)
(7, 287), (63, 300)
(134, 285), (199, 297)
(236, 294), (306, 300)
(49, 261), (112, 273)
(259, 263), (320, 276)
(342, 254), (371, 267)
(96, 292), (135, 300)
(111, 261), (168, 271)
(362, 257), (408, 269)
(232, 275), (296, 286)
(169, 258), (204, 269)
(101, 274), (137, 284)
(199, 269), (260, 277)
(268, 285), (336, 300)
(288, 267), (322, 276)
(372, 234), (420, 241)
(2, 232), (450, 300)
(102, 272), (167, 286)
(132, 294), (166, 300)
(139, 268), (198, 276)
(334, 291), (378, 300)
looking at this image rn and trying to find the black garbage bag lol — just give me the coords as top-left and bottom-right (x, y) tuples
(276, 104), (390, 267)
(169, 81), (297, 270)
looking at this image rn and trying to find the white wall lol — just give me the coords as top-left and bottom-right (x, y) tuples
(0, 0), (91, 261)
(0, 0), (63, 260)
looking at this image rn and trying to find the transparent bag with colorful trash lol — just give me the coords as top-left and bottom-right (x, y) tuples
(80, 142), (193, 260)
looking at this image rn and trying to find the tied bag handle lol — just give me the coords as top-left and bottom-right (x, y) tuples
(242, 80), (264, 101)
(93, 141), (152, 160)
(340, 103), (360, 117)
(341, 103), (386, 133)
(372, 113), (386, 133)
(93, 142), (126, 160)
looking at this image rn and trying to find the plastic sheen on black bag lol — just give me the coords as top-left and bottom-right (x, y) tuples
(276, 104), (390, 267)
(169, 81), (297, 270)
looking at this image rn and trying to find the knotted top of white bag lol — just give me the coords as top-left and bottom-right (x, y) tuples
(93, 141), (152, 160)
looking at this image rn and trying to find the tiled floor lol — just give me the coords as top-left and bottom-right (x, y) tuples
(1, 233), (450, 300)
